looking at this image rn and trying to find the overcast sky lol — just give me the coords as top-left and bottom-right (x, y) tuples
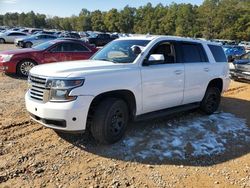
(0, 0), (203, 17)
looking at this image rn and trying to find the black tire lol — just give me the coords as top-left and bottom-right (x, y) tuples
(90, 98), (129, 144)
(0, 38), (5, 44)
(200, 87), (221, 115)
(17, 60), (36, 77)
(25, 42), (32, 48)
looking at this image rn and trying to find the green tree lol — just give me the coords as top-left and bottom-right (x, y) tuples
(91, 10), (106, 31)
(118, 6), (136, 33)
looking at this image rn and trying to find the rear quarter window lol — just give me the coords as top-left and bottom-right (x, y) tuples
(208, 45), (227, 62)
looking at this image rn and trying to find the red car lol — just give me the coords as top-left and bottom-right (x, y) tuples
(0, 39), (98, 76)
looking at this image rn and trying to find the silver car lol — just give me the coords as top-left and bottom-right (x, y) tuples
(0, 31), (29, 43)
(15, 34), (57, 48)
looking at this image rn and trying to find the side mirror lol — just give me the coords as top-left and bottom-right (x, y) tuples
(144, 54), (165, 66)
(131, 45), (141, 55)
(148, 54), (165, 62)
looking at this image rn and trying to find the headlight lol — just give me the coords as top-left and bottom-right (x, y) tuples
(0, 54), (14, 62)
(46, 79), (84, 102)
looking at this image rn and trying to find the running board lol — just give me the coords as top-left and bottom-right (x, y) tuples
(134, 103), (200, 122)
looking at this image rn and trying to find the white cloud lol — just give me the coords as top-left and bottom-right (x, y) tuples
(1, 0), (18, 4)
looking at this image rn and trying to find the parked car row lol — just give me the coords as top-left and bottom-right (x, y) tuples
(0, 28), (122, 48)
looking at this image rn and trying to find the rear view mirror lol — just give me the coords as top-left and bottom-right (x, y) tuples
(131, 45), (141, 55)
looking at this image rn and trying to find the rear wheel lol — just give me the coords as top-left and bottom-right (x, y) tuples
(200, 87), (221, 114)
(0, 38), (5, 44)
(25, 42), (32, 48)
(90, 98), (129, 144)
(17, 60), (36, 77)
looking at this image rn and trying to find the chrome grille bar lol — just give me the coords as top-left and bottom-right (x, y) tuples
(29, 74), (47, 102)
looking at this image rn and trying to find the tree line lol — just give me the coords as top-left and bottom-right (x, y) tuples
(0, 0), (249, 40)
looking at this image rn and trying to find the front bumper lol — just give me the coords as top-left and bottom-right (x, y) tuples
(25, 92), (94, 131)
(231, 70), (250, 81)
(15, 41), (24, 47)
(0, 62), (16, 73)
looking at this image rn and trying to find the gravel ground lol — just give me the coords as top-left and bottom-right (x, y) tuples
(0, 44), (250, 188)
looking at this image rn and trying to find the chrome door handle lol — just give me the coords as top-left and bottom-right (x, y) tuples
(174, 70), (182, 75)
(204, 68), (210, 72)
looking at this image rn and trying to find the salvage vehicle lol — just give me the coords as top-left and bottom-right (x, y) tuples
(0, 39), (97, 76)
(231, 52), (250, 82)
(222, 45), (246, 61)
(25, 36), (230, 144)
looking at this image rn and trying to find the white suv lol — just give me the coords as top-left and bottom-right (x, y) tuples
(25, 36), (230, 144)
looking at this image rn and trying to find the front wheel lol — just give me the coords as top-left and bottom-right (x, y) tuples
(200, 87), (221, 115)
(17, 60), (36, 77)
(91, 98), (129, 144)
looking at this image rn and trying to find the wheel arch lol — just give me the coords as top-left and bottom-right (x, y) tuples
(25, 41), (33, 46)
(206, 78), (223, 93)
(88, 89), (137, 121)
(16, 58), (38, 74)
(0, 38), (6, 43)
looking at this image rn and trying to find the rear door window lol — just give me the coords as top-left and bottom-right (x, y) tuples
(68, 43), (90, 52)
(208, 45), (227, 62)
(181, 42), (208, 63)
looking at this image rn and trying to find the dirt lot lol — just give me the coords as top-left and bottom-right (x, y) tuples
(0, 44), (250, 188)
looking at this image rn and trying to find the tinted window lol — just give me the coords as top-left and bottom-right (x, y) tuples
(51, 43), (89, 52)
(69, 43), (89, 52)
(181, 43), (207, 63)
(98, 34), (110, 39)
(209, 45), (227, 62)
(8, 32), (26, 36)
(50, 44), (63, 52)
(33, 41), (56, 50)
(45, 35), (56, 39)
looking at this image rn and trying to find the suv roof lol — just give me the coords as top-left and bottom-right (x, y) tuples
(116, 35), (221, 46)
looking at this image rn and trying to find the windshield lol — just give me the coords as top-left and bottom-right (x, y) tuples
(32, 41), (56, 50)
(92, 39), (150, 63)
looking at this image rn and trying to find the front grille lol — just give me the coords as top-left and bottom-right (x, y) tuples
(29, 75), (47, 101)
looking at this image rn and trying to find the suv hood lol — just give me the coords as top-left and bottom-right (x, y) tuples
(29, 60), (130, 78)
